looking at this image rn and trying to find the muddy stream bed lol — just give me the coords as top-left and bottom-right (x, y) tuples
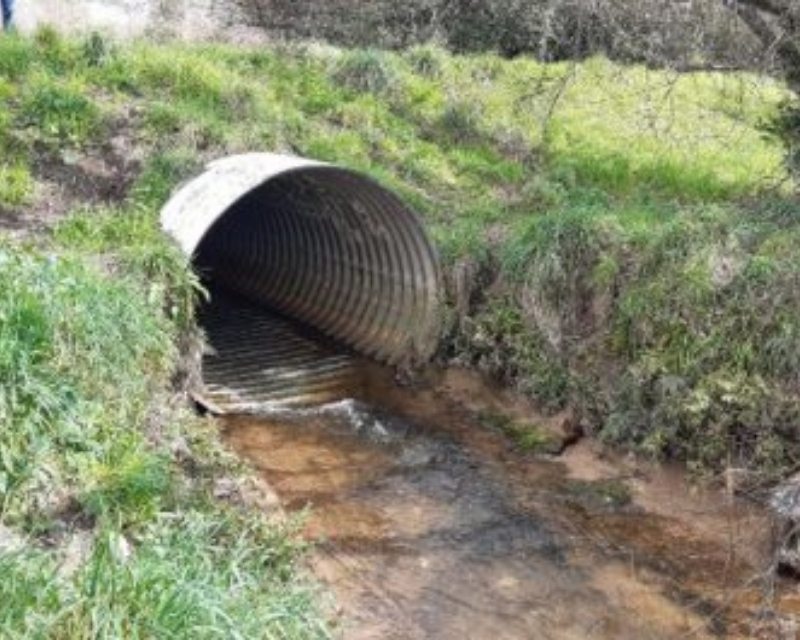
(221, 363), (800, 639)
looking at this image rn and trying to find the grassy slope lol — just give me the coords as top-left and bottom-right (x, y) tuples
(0, 31), (328, 640)
(0, 28), (798, 636)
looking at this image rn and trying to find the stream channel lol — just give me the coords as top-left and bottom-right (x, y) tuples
(202, 292), (799, 640)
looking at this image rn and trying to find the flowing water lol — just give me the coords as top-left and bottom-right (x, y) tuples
(228, 409), (695, 638)
(224, 373), (787, 639)
(214, 347), (800, 638)
(196, 291), (799, 639)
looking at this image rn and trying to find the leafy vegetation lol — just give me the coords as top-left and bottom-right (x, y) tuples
(477, 410), (564, 454)
(0, 237), (328, 638)
(0, 163), (33, 207)
(0, 32), (334, 639)
(0, 26), (798, 636)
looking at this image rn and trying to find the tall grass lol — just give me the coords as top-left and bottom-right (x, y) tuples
(0, 245), (172, 518)
(0, 235), (328, 638)
(0, 163), (33, 208)
(0, 34), (337, 638)
(0, 510), (327, 639)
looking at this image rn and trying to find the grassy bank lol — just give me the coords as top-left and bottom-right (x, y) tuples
(0, 240), (329, 637)
(0, 28), (798, 636)
(0, 31), (332, 639)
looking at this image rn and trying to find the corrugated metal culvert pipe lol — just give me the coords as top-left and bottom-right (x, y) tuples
(161, 153), (442, 410)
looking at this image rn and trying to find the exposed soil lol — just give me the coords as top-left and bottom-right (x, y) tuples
(1, 112), (144, 239)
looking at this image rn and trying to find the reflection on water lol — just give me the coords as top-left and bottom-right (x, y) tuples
(223, 366), (794, 639)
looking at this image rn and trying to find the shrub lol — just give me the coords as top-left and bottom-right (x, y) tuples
(332, 49), (399, 95)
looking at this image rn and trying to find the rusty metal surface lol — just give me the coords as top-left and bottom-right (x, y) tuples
(161, 153), (441, 367)
(198, 290), (361, 413)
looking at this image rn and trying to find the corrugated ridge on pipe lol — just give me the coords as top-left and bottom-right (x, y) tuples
(161, 153), (442, 367)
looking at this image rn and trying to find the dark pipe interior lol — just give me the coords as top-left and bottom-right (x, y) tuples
(193, 168), (440, 366)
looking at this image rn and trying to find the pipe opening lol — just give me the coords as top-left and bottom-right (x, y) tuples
(161, 154), (442, 410)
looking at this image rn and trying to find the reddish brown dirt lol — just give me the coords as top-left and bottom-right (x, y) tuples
(223, 365), (800, 640)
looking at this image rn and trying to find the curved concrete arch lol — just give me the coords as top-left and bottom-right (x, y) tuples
(161, 153), (442, 366)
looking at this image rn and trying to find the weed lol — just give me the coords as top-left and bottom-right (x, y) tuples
(0, 510), (329, 639)
(32, 26), (83, 75)
(19, 75), (101, 145)
(129, 46), (226, 106)
(438, 99), (483, 145)
(332, 49), (399, 95)
(80, 32), (115, 68)
(0, 34), (33, 80)
(478, 411), (563, 454)
(404, 44), (448, 79)
(0, 164), (33, 207)
(81, 443), (172, 523)
(561, 478), (632, 510)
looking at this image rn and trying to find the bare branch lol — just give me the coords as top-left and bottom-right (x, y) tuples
(736, 4), (781, 44)
(730, 0), (792, 18)
(732, 1), (800, 91)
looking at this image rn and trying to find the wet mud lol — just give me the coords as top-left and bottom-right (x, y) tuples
(223, 364), (799, 639)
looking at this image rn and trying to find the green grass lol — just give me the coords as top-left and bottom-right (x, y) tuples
(0, 245), (172, 516)
(543, 60), (785, 199)
(19, 74), (101, 145)
(1, 35), (787, 229)
(477, 411), (563, 454)
(0, 510), (325, 639)
(0, 234), (328, 638)
(0, 32), (335, 637)
(0, 163), (34, 207)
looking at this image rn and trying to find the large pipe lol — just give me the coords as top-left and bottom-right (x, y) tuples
(161, 153), (441, 367)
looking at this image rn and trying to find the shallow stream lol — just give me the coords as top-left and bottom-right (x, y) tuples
(222, 363), (795, 639)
